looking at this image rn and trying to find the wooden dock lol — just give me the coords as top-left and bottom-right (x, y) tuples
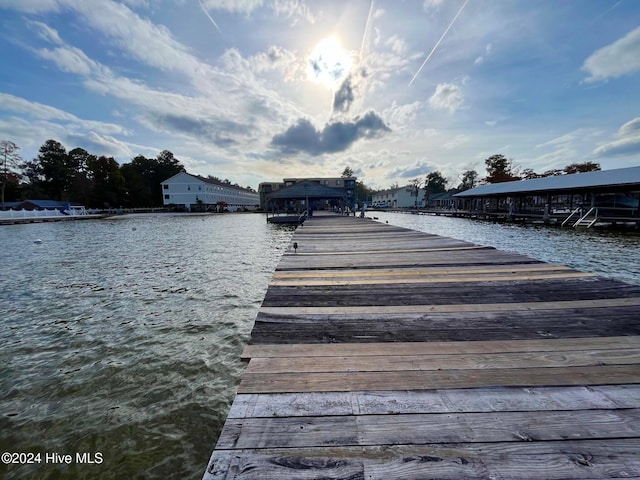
(204, 214), (640, 479)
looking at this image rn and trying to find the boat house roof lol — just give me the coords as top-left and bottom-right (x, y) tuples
(454, 165), (640, 198)
(265, 180), (347, 200)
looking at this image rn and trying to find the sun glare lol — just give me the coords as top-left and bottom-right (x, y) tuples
(307, 37), (352, 89)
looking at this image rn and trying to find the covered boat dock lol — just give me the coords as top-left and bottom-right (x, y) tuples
(452, 166), (640, 227)
(264, 180), (350, 224)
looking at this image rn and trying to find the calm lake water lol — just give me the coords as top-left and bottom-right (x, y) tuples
(1, 211), (638, 479)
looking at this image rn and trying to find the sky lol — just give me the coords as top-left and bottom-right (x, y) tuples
(0, 0), (639, 191)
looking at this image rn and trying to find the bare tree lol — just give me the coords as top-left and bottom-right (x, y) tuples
(409, 178), (423, 208)
(0, 140), (22, 209)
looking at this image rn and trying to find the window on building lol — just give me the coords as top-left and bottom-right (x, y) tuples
(336, 180), (341, 185)
(163, 184), (169, 190)
(164, 194), (170, 199)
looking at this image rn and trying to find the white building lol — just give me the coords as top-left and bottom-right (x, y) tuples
(371, 185), (426, 208)
(161, 172), (259, 211)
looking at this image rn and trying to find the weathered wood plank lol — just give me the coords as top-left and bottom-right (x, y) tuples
(257, 296), (640, 316)
(281, 245), (490, 255)
(227, 385), (640, 418)
(238, 364), (640, 393)
(272, 264), (574, 278)
(269, 271), (595, 286)
(262, 279), (640, 307)
(242, 336), (640, 360)
(204, 440), (640, 480)
(246, 348), (640, 374)
(216, 409), (640, 449)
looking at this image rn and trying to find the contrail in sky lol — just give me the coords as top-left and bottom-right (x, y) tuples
(199, 0), (222, 35)
(360, 0), (375, 62)
(408, 0), (469, 87)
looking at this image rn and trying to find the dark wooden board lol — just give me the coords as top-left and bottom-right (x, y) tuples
(249, 307), (640, 343)
(217, 408), (640, 449)
(204, 440), (640, 480)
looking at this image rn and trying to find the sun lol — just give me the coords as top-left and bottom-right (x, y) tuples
(307, 37), (352, 89)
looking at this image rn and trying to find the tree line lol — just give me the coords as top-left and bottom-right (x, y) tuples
(344, 155), (601, 203)
(1, 139), (254, 209)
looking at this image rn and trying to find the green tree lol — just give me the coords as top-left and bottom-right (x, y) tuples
(457, 169), (478, 191)
(88, 155), (125, 207)
(355, 181), (374, 204)
(425, 171), (447, 194)
(37, 139), (74, 200)
(0, 140), (22, 208)
(120, 151), (185, 207)
(484, 154), (520, 183)
(564, 162), (600, 174)
(67, 147), (95, 206)
(521, 168), (541, 180)
(120, 155), (153, 207)
(341, 166), (354, 178)
(541, 168), (564, 177)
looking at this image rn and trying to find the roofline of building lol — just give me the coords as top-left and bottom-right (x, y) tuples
(454, 165), (640, 198)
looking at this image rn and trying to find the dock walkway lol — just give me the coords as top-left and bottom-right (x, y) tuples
(204, 214), (640, 479)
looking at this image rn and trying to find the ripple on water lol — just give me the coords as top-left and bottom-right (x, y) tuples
(0, 214), (293, 479)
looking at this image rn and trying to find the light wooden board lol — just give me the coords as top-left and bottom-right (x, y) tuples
(282, 245), (490, 256)
(246, 348), (640, 374)
(272, 264), (574, 278)
(238, 364), (640, 394)
(257, 296), (640, 316)
(242, 336), (640, 360)
(269, 271), (595, 286)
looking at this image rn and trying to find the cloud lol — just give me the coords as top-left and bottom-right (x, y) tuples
(0, 93), (129, 135)
(66, 131), (133, 157)
(202, 0), (315, 23)
(474, 43), (493, 65)
(38, 46), (100, 75)
(385, 35), (408, 55)
(148, 112), (249, 147)
(429, 83), (464, 113)
(271, 110), (390, 156)
(388, 159), (434, 179)
(202, 0), (263, 15)
(383, 100), (424, 129)
(593, 117), (640, 157)
(423, 0), (444, 11)
(443, 134), (469, 150)
(332, 76), (355, 114)
(583, 26), (640, 82)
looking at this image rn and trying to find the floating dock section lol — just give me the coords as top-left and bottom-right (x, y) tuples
(204, 214), (640, 479)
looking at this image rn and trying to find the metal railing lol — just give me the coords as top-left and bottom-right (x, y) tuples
(573, 207), (598, 228)
(561, 208), (582, 227)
